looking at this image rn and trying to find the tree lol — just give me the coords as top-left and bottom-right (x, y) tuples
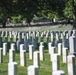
(0, 0), (38, 27)
(0, 0), (75, 28)
(63, 0), (76, 28)
(35, 0), (66, 20)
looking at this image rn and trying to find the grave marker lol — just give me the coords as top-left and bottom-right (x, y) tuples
(8, 62), (18, 75)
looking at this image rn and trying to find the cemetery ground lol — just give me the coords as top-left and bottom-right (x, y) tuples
(0, 49), (69, 75)
(0, 24), (75, 75)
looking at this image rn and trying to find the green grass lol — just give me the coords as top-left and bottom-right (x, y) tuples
(0, 49), (72, 75)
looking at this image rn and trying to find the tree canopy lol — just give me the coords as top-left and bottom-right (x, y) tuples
(0, 0), (76, 28)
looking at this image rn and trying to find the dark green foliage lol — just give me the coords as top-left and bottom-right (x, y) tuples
(0, 0), (76, 28)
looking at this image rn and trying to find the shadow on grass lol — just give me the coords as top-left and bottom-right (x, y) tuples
(0, 21), (73, 29)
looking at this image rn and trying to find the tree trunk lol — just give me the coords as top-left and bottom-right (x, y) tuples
(28, 22), (31, 26)
(2, 21), (6, 28)
(73, 15), (76, 29)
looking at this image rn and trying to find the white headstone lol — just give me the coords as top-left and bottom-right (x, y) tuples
(18, 32), (20, 40)
(62, 47), (68, 63)
(39, 46), (44, 60)
(50, 47), (56, 61)
(8, 62), (18, 75)
(20, 44), (24, 52)
(9, 49), (15, 62)
(67, 55), (76, 75)
(3, 43), (7, 55)
(48, 42), (52, 54)
(20, 50), (26, 66)
(13, 34), (17, 42)
(51, 32), (54, 42)
(29, 45), (34, 59)
(33, 51), (40, 67)
(58, 43), (62, 55)
(40, 42), (44, 46)
(52, 54), (60, 73)
(56, 33), (59, 41)
(22, 33), (25, 39)
(28, 65), (39, 75)
(11, 43), (15, 50)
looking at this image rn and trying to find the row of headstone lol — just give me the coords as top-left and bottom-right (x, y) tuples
(7, 47), (76, 75)
(0, 30), (76, 57)
(0, 30), (76, 50)
(7, 41), (76, 75)
(0, 30), (76, 75)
